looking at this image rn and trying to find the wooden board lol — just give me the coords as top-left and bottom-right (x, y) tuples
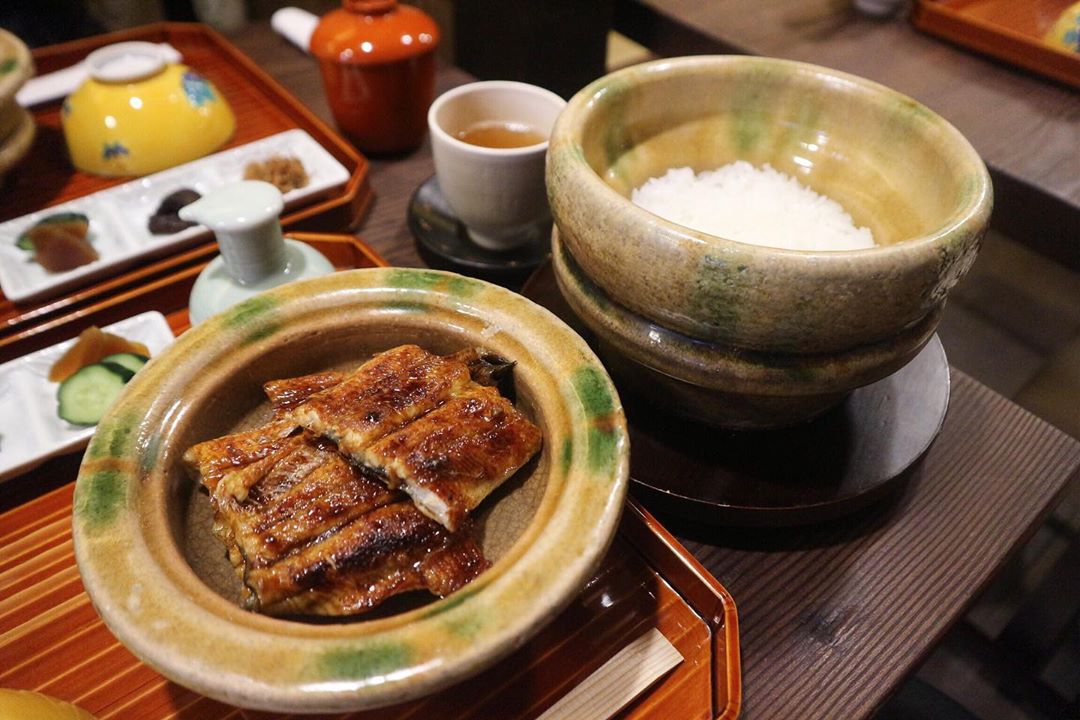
(912, 0), (1080, 88)
(0, 23), (373, 346)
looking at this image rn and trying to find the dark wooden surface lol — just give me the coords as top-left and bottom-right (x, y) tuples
(612, 0), (1080, 270)
(226, 22), (1080, 720)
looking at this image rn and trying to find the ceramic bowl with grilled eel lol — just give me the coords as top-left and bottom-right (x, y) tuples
(72, 268), (628, 713)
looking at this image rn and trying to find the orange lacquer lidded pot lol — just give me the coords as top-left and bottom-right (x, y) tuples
(311, 0), (439, 154)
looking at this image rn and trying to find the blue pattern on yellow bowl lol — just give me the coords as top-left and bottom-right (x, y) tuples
(181, 70), (215, 107)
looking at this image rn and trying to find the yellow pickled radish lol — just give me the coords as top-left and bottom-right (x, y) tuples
(48, 326), (151, 383)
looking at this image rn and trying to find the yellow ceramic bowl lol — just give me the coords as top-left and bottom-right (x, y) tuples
(62, 42), (235, 176)
(1045, 1), (1080, 53)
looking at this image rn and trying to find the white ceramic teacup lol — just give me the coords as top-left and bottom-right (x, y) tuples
(428, 80), (566, 251)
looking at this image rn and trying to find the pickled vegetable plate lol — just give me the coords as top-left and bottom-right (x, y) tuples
(0, 311), (173, 482)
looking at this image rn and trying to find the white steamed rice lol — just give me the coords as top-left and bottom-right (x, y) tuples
(631, 162), (875, 251)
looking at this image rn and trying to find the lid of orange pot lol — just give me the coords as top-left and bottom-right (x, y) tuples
(310, 0), (440, 66)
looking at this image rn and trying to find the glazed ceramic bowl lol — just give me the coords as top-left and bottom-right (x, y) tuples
(552, 229), (939, 428)
(0, 107), (35, 182)
(0, 28), (34, 105)
(62, 42), (235, 176)
(547, 55), (991, 355)
(72, 268), (628, 712)
(0, 29), (35, 182)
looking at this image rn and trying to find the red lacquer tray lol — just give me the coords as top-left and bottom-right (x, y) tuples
(0, 23), (373, 346)
(0, 487), (739, 720)
(912, 0), (1080, 88)
(0, 236), (741, 719)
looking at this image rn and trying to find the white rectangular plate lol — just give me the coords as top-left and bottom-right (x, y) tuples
(0, 129), (350, 304)
(0, 311), (174, 483)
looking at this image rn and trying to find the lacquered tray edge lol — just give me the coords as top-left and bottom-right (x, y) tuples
(911, 0), (1080, 88)
(622, 499), (743, 720)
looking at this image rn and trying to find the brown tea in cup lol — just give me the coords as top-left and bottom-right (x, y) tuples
(455, 121), (545, 149)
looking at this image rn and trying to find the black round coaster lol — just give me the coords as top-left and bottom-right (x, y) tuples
(522, 260), (951, 527)
(407, 175), (551, 277)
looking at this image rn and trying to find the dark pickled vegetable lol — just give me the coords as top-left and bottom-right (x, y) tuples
(148, 187), (201, 235)
(148, 213), (196, 235)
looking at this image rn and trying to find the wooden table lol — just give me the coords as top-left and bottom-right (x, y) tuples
(221, 22), (1080, 720)
(613, 0), (1080, 270)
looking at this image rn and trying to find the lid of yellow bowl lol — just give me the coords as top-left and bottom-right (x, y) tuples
(85, 41), (170, 83)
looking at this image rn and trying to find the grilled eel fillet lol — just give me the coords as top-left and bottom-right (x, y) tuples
(184, 430), (488, 615)
(287, 344), (474, 457)
(260, 348), (514, 417)
(182, 345), (537, 615)
(289, 345), (542, 531)
(195, 431), (399, 569)
(357, 385), (543, 531)
(247, 501), (488, 616)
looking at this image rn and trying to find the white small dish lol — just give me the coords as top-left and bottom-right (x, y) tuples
(0, 311), (174, 482)
(0, 129), (350, 304)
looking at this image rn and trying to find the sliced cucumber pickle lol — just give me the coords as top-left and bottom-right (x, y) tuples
(99, 353), (148, 375)
(56, 363), (130, 426)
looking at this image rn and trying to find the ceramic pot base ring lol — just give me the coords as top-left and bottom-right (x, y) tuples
(522, 261), (951, 527)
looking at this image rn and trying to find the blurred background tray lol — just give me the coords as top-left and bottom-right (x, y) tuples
(0, 23), (373, 342)
(912, 0), (1080, 88)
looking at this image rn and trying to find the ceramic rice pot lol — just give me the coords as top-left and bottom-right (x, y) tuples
(546, 55), (991, 354)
